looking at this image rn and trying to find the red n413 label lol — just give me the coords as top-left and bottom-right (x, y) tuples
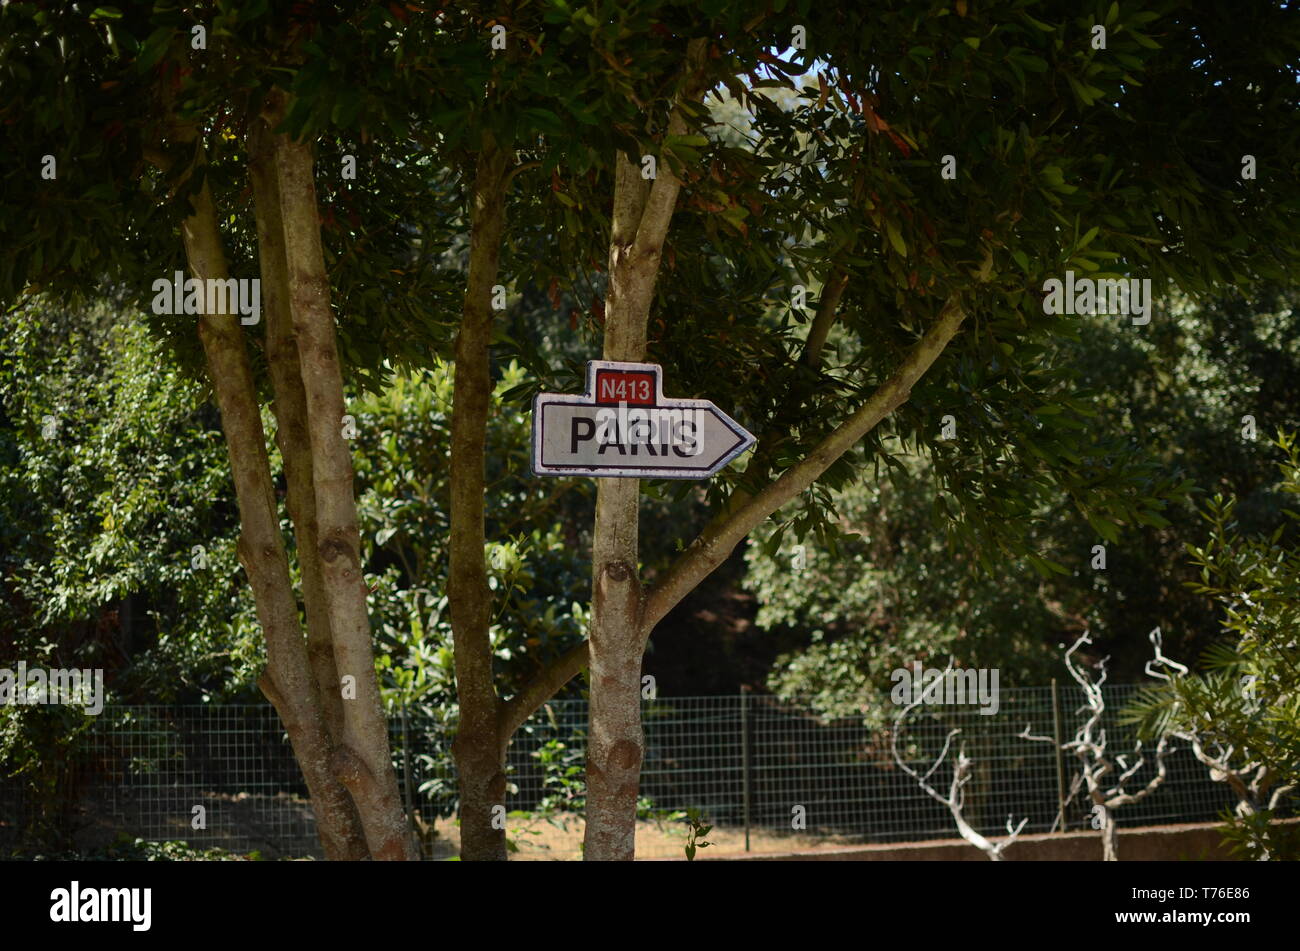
(595, 370), (655, 405)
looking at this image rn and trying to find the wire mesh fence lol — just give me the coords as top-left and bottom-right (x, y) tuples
(1, 684), (1265, 860)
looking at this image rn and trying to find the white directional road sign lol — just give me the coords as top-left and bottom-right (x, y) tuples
(531, 361), (756, 479)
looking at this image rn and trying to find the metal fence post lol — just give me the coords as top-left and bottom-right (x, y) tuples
(741, 689), (752, 852)
(401, 701), (415, 823)
(1051, 679), (1067, 833)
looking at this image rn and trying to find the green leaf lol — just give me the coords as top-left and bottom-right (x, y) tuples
(664, 144), (701, 167)
(1066, 73), (1097, 106)
(524, 107), (564, 135)
(135, 26), (174, 74)
(81, 184), (118, 202)
(885, 220), (907, 257)
(1087, 514), (1122, 544)
(331, 91), (363, 129)
(1013, 54), (1049, 74)
(666, 134), (710, 149)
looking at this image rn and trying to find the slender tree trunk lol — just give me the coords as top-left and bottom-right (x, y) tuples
(248, 116), (368, 860)
(580, 43), (707, 861)
(268, 91), (417, 860)
(249, 117), (349, 751)
(153, 122), (363, 860)
(582, 154), (667, 861)
(1100, 807), (1119, 861)
(449, 134), (511, 862)
(583, 473), (646, 862)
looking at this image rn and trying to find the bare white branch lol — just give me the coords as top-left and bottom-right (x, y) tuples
(1144, 626), (1189, 681)
(891, 660), (1028, 861)
(1022, 630), (1178, 859)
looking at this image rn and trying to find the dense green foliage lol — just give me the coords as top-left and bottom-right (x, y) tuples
(3, 1), (1298, 855)
(0, 299), (259, 699)
(0, 302), (599, 828)
(6, 1), (1296, 552)
(1126, 434), (1300, 858)
(354, 359), (594, 715)
(748, 287), (1300, 714)
(1, 298), (258, 849)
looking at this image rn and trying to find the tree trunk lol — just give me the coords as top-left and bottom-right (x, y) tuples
(157, 122), (363, 861)
(269, 91), (417, 860)
(1100, 807), (1119, 861)
(581, 154), (666, 862)
(449, 134), (511, 862)
(583, 479), (645, 861)
(580, 43), (707, 860)
(248, 116), (368, 860)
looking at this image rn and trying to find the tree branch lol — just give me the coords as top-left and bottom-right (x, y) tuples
(268, 86), (418, 861)
(498, 640), (591, 741)
(800, 267), (850, 368)
(890, 661), (1026, 860)
(149, 62), (363, 859)
(249, 114), (349, 752)
(642, 293), (969, 635)
(447, 129), (511, 862)
(631, 38), (708, 261)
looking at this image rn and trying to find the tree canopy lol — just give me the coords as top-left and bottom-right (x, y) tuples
(2, 0), (1297, 860)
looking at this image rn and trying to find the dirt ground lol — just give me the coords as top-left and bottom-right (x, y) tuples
(69, 789), (321, 859)
(428, 812), (862, 861)
(62, 787), (870, 860)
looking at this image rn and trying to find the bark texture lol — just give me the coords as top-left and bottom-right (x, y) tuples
(268, 91), (417, 860)
(149, 118), (362, 861)
(582, 54), (706, 854)
(801, 267), (850, 367)
(583, 485), (645, 862)
(449, 135), (511, 862)
(1099, 807), (1119, 862)
(248, 116), (368, 860)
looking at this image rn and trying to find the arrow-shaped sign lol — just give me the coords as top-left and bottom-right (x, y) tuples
(531, 361), (756, 479)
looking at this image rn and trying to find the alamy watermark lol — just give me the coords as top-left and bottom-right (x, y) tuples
(0, 662), (104, 715)
(50, 881), (150, 931)
(890, 662), (1000, 715)
(1042, 270), (1151, 326)
(151, 271), (261, 325)
(576, 403), (705, 457)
